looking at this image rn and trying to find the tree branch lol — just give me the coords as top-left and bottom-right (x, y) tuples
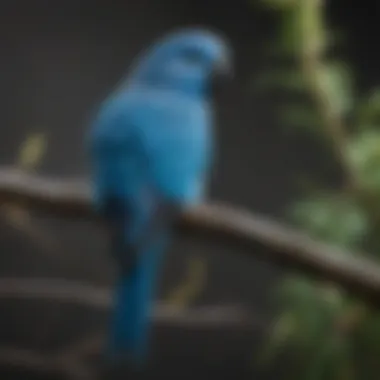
(1, 167), (380, 306)
(0, 277), (256, 329)
(0, 346), (61, 375)
(0, 276), (261, 379)
(0, 345), (96, 380)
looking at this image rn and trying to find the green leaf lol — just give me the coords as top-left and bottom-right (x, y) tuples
(278, 279), (341, 340)
(316, 61), (354, 118)
(256, 311), (296, 366)
(17, 132), (47, 171)
(355, 88), (380, 127)
(290, 195), (369, 248)
(347, 129), (380, 192)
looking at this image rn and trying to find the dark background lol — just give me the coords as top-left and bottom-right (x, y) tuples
(0, 0), (378, 379)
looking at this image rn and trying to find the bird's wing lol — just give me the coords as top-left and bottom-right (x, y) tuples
(88, 89), (213, 264)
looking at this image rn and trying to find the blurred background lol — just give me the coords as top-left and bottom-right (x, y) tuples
(1, 0), (380, 379)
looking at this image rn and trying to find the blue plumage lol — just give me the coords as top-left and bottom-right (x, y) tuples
(87, 27), (233, 368)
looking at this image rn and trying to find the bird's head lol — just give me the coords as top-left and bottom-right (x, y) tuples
(128, 27), (233, 97)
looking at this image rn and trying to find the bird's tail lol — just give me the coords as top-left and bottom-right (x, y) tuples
(106, 238), (165, 367)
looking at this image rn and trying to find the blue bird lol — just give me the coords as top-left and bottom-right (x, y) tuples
(87, 27), (233, 371)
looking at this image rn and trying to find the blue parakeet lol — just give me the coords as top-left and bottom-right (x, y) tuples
(87, 27), (233, 372)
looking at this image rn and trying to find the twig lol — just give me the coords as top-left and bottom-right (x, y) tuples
(0, 168), (90, 219)
(0, 277), (258, 329)
(56, 333), (104, 364)
(0, 346), (94, 380)
(0, 276), (261, 379)
(0, 277), (109, 307)
(0, 168), (380, 306)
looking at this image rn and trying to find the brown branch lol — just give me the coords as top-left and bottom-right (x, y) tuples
(0, 276), (261, 379)
(56, 333), (104, 365)
(0, 277), (258, 330)
(1, 167), (380, 307)
(0, 346), (94, 380)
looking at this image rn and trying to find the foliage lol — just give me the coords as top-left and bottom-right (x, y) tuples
(254, 0), (380, 379)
